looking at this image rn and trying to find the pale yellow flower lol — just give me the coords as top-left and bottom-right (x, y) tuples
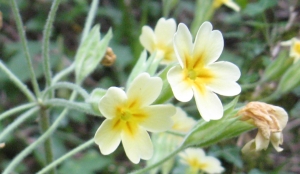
(94, 73), (176, 164)
(172, 107), (196, 133)
(167, 22), (241, 121)
(238, 102), (288, 153)
(281, 38), (300, 63)
(179, 148), (224, 174)
(213, 0), (240, 12)
(139, 18), (177, 64)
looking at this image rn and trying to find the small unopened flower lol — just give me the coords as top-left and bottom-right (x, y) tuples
(238, 102), (288, 153)
(179, 148), (224, 174)
(213, 0), (240, 12)
(94, 73), (176, 164)
(100, 47), (116, 66)
(281, 38), (300, 63)
(139, 18), (177, 64)
(167, 22), (241, 121)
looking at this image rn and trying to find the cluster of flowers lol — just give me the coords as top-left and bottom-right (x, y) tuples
(93, 15), (289, 174)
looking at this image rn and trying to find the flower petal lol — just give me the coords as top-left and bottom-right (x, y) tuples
(272, 106), (288, 129)
(94, 119), (121, 155)
(207, 61), (241, 81)
(127, 73), (162, 107)
(139, 104), (175, 132)
(121, 125), (153, 164)
(174, 23), (193, 68)
(224, 0), (240, 11)
(270, 132), (284, 152)
(167, 65), (193, 102)
(203, 156), (225, 173)
(193, 22), (224, 65)
(155, 18), (176, 46)
(99, 87), (127, 119)
(241, 139), (256, 154)
(139, 26), (156, 53)
(192, 86), (223, 121)
(207, 80), (241, 96)
(255, 130), (270, 151)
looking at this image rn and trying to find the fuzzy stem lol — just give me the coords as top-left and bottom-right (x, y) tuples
(37, 139), (94, 174)
(42, 0), (61, 99)
(39, 108), (55, 174)
(42, 82), (90, 100)
(2, 92), (78, 174)
(10, 0), (41, 97)
(130, 146), (186, 174)
(0, 107), (39, 142)
(0, 103), (36, 121)
(52, 63), (75, 84)
(0, 61), (35, 102)
(43, 98), (100, 116)
(81, 0), (100, 43)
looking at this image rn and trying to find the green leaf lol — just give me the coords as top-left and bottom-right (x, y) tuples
(0, 41), (60, 82)
(75, 25), (113, 83)
(276, 60), (300, 95)
(262, 50), (293, 82)
(243, 0), (278, 17)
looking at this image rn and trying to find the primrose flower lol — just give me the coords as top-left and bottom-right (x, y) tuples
(167, 22), (241, 121)
(179, 148), (224, 174)
(281, 38), (300, 63)
(213, 0), (240, 12)
(94, 73), (176, 164)
(238, 102), (288, 153)
(139, 18), (177, 64)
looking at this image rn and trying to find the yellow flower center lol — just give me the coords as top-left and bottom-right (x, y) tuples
(293, 42), (300, 55)
(188, 69), (197, 80)
(120, 109), (132, 121)
(187, 158), (208, 171)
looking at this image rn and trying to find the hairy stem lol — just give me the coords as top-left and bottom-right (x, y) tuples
(37, 139), (94, 174)
(81, 0), (100, 43)
(2, 92), (78, 174)
(0, 61), (35, 102)
(39, 108), (55, 174)
(130, 146), (186, 174)
(0, 103), (36, 121)
(42, 0), (61, 98)
(10, 0), (41, 97)
(0, 107), (39, 142)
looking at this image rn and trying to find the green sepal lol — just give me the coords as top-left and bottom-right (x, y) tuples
(85, 88), (107, 116)
(262, 50), (293, 82)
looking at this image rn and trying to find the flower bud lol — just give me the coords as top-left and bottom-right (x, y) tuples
(238, 102), (288, 153)
(100, 47), (116, 66)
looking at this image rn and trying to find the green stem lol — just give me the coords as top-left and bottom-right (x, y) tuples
(166, 130), (185, 137)
(241, 81), (261, 90)
(0, 61), (36, 102)
(0, 103), (36, 121)
(260, 91), (281, 103)
(43, 98), (100, 116)
(10, 0), (41, 97)
(0, 107), (39, 142)
(37, 139), (94, 174)
(42, 82), (90, 100)
(39, 108), (55, 174)
(42, 0), (61, 99)
(2, 92), (78, 174)
(130, 146), (186, 174)
(81, 0), (100, 43)
(52, 63), (75, 84)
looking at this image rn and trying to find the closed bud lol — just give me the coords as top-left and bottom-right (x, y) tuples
(100, 47), (116, 66)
